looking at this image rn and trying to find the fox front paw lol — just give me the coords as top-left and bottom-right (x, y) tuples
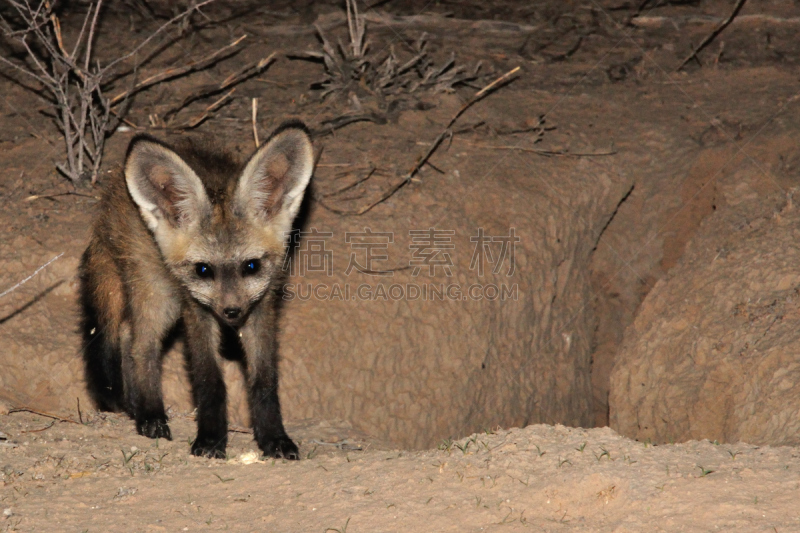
(191, 436), (227, 459)
(136, 418), (172, 440)
(259, 436), (299, 460)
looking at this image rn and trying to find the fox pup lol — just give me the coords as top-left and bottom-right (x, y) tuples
(79, 122), (313, 459)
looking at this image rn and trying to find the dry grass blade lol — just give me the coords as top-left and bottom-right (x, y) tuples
(296, 4), (487, 103)
(345, 0), (367, 59)
(252, 98), (260, 148)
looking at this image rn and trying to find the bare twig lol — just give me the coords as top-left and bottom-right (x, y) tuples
(252, 97), (259, 148)
(173, 88), (235, 129)
(406, 130), (452, 179)
(25, 191), (100, 201)
(316, 67), (521, 215)
(406, 66), (520, 180)
(319, 167), (376, 198)
(314, 112), (387, 136)
(0, 253), (64, 300)
(108, 34), (247, 106)
(102, 0), (218, 73)
(8, 406), (79, 424)
(20, 420), (56, 433)
(677, 0), (748, 70)
(315, 172), (414, 216)
(465, 142), (617, 157)
(0, 0), (229, 183)
(161, 52), (275, 122)
(447, 66), (520, 129)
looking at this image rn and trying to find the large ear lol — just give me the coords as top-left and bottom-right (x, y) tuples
(124, 136), (211, 232)
(234, 123), (313, 230)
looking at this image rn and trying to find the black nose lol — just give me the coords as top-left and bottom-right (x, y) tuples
(223, 307), (241, 320)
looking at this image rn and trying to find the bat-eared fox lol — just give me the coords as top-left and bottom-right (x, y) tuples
(79, 122), (313, 460)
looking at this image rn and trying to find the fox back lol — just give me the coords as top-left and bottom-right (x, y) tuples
(80, 122), (313, 459)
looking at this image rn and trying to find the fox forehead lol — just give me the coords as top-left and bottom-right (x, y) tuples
(180, 208), (286, 265)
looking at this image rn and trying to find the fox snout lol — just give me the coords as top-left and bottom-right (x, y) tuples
(216, 297), (248, 328)
(223, 307), (242, 320)
(217, 304), (245, 327)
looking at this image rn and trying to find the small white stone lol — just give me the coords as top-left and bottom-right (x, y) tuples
(237, 451), (261, 465)
(3, 508), (12, 517)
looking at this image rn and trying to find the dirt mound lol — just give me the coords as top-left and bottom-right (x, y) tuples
(610, 136), (800, 445)
(3, 410), (798, 532)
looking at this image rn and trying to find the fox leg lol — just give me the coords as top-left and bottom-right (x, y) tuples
(79, 245), (126, 412)
(239, 303), (298, 460)
(183, 305), (228, 458)
(123, 289), (179, 440)
(122, 326), (172, 440)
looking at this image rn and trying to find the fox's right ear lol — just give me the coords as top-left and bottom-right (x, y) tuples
(124, 136), (211, 232)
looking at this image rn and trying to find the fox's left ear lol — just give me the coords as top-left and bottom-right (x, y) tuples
(235, 123), (313, 231)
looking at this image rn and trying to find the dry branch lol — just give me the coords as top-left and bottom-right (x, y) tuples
(0, 0), (229, 183)
(677, 0), (748, 70)
(109, 34), (247, 106)
(0, 253), (64, 300)
(465, 142), (617, 157)
(161, 52), (276, 123)
(101, 0), (218, 73)
(20, 420), (56, 433)
(314, 112), (387, 137)
(317, 67), (521, 216)
(175, 88), (235, 129)
(319, 167), (376, 198)
(8, 406), (79, 424)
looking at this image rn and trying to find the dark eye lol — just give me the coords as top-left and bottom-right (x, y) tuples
(242, 259), (261, 276)
(195, 263), (214, 279)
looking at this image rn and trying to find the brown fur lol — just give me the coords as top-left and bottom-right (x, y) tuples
(79, 122), (313, 459)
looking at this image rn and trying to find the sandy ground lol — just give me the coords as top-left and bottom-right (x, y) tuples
(2, 408), (799, 532)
